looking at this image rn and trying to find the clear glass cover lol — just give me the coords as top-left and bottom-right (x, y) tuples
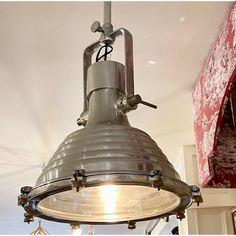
(37, 185), (180, 223)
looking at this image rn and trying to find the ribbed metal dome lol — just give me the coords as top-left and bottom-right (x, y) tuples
(36, 124), (180, 186)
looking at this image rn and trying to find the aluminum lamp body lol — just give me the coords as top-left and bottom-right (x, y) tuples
(21, 60), (201, 226)
(18, 8), (202, 227)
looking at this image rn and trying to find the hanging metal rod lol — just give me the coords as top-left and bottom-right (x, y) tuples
(102, 1), (113, 36)
(103, 2), (111, 25)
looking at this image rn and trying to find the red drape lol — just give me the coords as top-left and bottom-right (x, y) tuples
(193, 3), (236, 187)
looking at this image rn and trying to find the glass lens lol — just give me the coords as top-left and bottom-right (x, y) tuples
(37, 185), (180, 222)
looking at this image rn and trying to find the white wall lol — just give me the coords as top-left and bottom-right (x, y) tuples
(177, 145), (236, 235)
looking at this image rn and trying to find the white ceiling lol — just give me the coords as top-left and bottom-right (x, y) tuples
(0, 1), (231, 234)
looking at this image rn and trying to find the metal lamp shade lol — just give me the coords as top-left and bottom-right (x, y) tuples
(21, 61), (199, 225)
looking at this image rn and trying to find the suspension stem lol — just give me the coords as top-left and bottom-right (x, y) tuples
(103, 1), (113, 36)
(104, 2), (111, 25)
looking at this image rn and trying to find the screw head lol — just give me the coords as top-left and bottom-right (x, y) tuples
(191, 185), (200, 192)
(21, 186), (32, 195)
(128, 221), (136, 230)
(91, 21), (102, 33)
(176, 211), (185, 220)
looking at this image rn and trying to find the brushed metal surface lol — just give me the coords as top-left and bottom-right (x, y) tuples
(36, 61), (180, 185)
(36, 124), (180, 185)
(21, 60), (200, 224)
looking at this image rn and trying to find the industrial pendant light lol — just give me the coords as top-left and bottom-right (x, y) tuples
(18, 2), (202, 229)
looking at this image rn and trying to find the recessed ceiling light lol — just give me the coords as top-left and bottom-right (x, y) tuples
(179, 16), (186, 23)
(148, 60), (156, 65)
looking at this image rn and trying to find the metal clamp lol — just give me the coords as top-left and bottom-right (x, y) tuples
(71, 169), (87, 192)
(128, 221), (136, 230)
(18, 186), (32, 207)
(191, 185), (203, 206)
(24, 212), (34, 224)
(150, 170), (163, 191)
(91, 2), (113, 39)
(117, 94), (157, 114)
(176, 211), (185, 221)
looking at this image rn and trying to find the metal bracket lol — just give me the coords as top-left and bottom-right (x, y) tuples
(18, 186), (32, 207)
(24, 212), (34, 224)
(176, 211), (185, 221)
(128, 221), (136, 230)
(71, 169), (87, 192)
(78, 27), (134, 127)
(150, 170), (163, 191)
(18, 194), (28, 207)
(91, 2), (113, 39)
(77, 110), (89, 126)
(191, 185), (203, 206)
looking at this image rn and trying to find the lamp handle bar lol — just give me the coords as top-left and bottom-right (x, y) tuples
(82, 28), (134, 112)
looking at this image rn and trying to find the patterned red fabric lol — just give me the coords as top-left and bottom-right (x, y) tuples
(193, 2), (236, 187)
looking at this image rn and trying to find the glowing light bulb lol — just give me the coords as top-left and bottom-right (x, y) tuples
(99, 185), (117, 214)
(71, 224), (82, 235)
